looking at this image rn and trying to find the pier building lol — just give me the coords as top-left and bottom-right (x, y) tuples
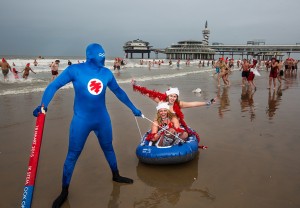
(164, 21), (215, 60)
(123, 39), (152, 59)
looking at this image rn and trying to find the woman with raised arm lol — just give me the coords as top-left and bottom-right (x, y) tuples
(131, 80), (216, 148)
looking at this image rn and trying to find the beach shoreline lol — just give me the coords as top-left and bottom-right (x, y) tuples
(1, 68), (300, 207)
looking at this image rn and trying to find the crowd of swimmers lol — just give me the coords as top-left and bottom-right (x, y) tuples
(0, 58), (37, 80)
(0, 58), (63, 81)
(212, 57), (298, 90)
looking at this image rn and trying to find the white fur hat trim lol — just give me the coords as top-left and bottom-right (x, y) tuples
(166, 87), (179, 96)
(156, 102), (170, 111)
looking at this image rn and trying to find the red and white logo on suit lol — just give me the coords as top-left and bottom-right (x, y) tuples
(87, 79), (103, 95)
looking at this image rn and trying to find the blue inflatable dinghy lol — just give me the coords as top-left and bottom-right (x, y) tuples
(136, 129), (199, 165)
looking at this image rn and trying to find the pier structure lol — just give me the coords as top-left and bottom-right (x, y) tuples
(210, 44), (300, 60)
(123, 39), (152, 59)
(124, 22), (300, 60)
(164, 40), (215, 60)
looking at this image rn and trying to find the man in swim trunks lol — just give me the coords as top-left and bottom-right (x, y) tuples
(1, 58), (11, 81)
(240, 59), (250, 86)
(50, 60), (59, 80)
(277, 60), (286, 84)
(33, 43), (142, 208)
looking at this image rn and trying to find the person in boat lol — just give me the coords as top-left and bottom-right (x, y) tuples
(147, 102), (188, 146)
(33, 43), (142, 208)
(131, 81), (216, 148)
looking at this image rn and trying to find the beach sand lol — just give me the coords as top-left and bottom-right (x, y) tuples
(1, 70), (300, 208)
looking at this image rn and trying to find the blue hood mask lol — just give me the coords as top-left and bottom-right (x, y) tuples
(86, 43), (105, 67)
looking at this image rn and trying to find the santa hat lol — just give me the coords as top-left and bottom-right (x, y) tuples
(26, 63), (30, 67)
(156, 102), (170, 111)
(166, 87), (179, 96)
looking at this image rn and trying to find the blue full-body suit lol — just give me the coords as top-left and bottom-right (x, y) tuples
(35, 43), (141, 187)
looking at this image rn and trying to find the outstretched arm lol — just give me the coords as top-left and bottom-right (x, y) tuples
(180, 98), (216, 108)
(30, 68), (36, 74)
(40, 68), (72, 108)
(33, 67), (72, 117)
(131, 80), (166, 103)
(109, 77), (141, 116)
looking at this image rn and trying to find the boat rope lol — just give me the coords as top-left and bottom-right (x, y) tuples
(134, 116), (143, 142)
(140, 114), (182, 140)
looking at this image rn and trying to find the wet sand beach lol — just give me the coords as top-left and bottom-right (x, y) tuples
(1, 69), (300, 208)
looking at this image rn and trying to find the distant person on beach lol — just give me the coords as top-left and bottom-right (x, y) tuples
(265, 60), (271, 72)
(277, 60), (286, 84)
(247, 59), (258, 90)
(147, 102), (188, 147)
(268, 58), (279, 89)
(240, 59), (250, 86)
(186, 59), (190, 66)
(113, 58), (121, 75)
(33, 43), (142, 208)
(213, 58), (220, 76)
(50, 60), (59, 80)
(67, 60), (72, 65)
(198, 60), (202, 68)
(229, 59), (234, 69)
(218, 58), (230, 86)
(21, 63), (36, 79)
(176, 59), (180, 68)
(33, 59), (38, 66)
(1, 58), (11, 81)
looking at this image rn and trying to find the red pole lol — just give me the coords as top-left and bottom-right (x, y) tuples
(21, 109), (46, 208)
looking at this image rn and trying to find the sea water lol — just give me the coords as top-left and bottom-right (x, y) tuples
(0, 57), (215, 96)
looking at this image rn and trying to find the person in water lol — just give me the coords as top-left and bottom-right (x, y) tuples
(33, 43), (142, 208)
(21, 63), (36, 79)
(148, 102), (188, 146)
(131, 81), (216, 148)
(268, 57), (279, 89)
(1, 58), (11, 81)
(11, 67), (19, 79)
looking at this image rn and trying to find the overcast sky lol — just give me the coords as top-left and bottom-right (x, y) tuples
(1, 0), (299, 57)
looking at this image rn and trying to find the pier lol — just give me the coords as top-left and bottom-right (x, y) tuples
(124, 22), (300, 60)
(210, 44), (300, 60)
(123, 39), (152, 59)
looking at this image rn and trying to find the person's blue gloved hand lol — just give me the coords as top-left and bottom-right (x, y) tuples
(33, 105), (47, 117)
(132, 108), (142, 117)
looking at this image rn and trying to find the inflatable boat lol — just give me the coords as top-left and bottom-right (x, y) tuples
(136, 129), (199, 165)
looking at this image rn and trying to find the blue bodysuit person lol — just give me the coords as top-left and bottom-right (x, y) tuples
(33, 43), (142, 208)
